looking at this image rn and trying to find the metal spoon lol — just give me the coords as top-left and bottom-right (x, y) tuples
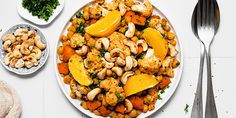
(191, 0), (220, 118)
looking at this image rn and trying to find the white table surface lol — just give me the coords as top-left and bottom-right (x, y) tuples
(0, 0), (235, 118)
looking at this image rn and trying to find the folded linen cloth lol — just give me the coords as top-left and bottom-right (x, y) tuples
(0, 80), (22, 118)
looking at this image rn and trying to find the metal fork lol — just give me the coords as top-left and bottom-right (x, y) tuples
(196, 0), (220, 118)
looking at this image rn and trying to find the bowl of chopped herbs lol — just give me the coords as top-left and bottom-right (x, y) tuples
(17, 0), (64, 25)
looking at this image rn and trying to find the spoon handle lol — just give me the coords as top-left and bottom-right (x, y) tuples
(191, 41), (204, 118)
(205, 44), (218, 118)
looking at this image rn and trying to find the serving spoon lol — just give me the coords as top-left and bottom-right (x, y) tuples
(191, 0), (220, 118)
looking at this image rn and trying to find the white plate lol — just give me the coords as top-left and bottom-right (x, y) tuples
(0, 24), (49, 75)
(54, 0), (184, 117)
(17, 0), (64, 26)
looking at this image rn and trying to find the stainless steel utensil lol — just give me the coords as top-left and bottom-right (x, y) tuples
(191, 0), (220, 118)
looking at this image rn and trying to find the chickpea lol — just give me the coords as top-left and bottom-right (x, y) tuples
(131, 36), (139, 43)
(125, 115), (131, 118)
(84, 33), (91, 40)
(93, 78), (99, 84)
(149, 18), (160, 28)
(70, 91), (76, 99)
(60, 35), (68, 42)
(172, 58), (180, 68)
(164, 68), (174, 77)
(97, 94), (104, 101)
(125, 0), (134, 7)
(167, 32), (175, 40)
(148, 104), (155, 111)
(143, 105), (149, 113)
(80, 101), (88, 110)
(67, 31), (74, 39)
(63, 75), (71, 84)
(83, 6), (89, 12)
(102, 97), (108, 106)
(134, 31), (142, 38)
(83, 11), (90, 20)
(117, 113), (125, 118)
(169, 39), (177, 46)
(57, 46), (63, 55)
(128, 109), (139, 118)
(87, 38), (96, 47)
(119, 27), (127, 34)
(62, 41), (70, 47)
(68, 25), (76, 32)
(163, 25), (171, 32)
(109, 111), (117, 118)
(59, 55), (64, 61)
(148, 88), (158, 95)
(161, 18), (167, 26)
(72, 18), (78, 26)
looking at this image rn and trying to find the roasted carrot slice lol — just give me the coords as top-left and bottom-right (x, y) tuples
(86, 101), (102, 111)
(132, 14), (146, 26)
(129, 96), (144, 110)
(159, 77), (171, 89)
(63, 45), (75, 62)
(125, 11), (135, 23)
(97, 106), (111, 116)
(57, 63), (69, 75)
(115, 104), (126, 114)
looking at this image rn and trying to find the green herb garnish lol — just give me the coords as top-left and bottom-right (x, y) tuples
(99, 49), (106, 57)
(184, 104), (189, 113)
(116, 93), (122, 100)
(75, 21), (85, 36)
(158, 94), (162, 100)
(76, 12), (83, 18)
(90, 73), (97, 78)
(114, 74), (118, 79)
(22, 0), (60, 21)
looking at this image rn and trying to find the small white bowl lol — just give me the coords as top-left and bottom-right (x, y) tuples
(0, 24), (49, 75)
(16, 0), (64, 26)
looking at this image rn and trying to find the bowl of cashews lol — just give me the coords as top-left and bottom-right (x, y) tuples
(0, 24), (49, 75)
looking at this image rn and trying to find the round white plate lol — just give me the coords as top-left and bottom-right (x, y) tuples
(0, 24), (49, 75)
(17, 0), (64, 26)
(54, 0), (184, 117)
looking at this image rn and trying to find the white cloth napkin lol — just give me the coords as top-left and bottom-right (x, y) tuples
(0, 80), (22, 118)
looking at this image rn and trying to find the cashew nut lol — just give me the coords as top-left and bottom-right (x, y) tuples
(21, 34), (28, 42)
(169, 44), (178, 57)
(13, 45), (22, 59)
(32, 47), (42, 59)
(123, 39), (138, 54)
(83, 59), (89, 69)
(75, 45), (88, 56)
(20, 38), (34, 55)
(104, 52), (116, 62)
(22, 53), (38, 65)
(101, 58), (114, 69)
(125, 99), (133, 113)
(27, 31), (36, 37)
(100, 6), (109, 16)
(110, 48), (126, 59)
(95, 38), (110, 50)
(119, 3), (127, 16)
(3, 40), (12, 52)
(116, 57), (126, 66)
(162, 56), (172, 68)
(15, 59), (24, 68)
(131, 56), (138, 68)
(14, 28), (28, 37)
(111, 67), (123, 76)
(24, 61), (34, 68)
(124, 56), (133, 71)
(97, 68), (107, 79)
(34, 35), (46, 50)
(2, 34), (16, 43)
(136, 40), (148, 51)
(87, 88), (101, 101)
(9, 58), (18, 68)
(4, 52), (14, 65)
(131, 0), (153, 17)
(125, 22), (135, 38)
(121, 71), (134, 84)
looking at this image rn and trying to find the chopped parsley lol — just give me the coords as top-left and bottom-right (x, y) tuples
(75, 21), (85, 36)
(113, 74), (118, 79)
(89, 73), (97, 78)
(144, 17), (150, 28)
(158, 94), (162, 100)
(125, 27), (129, 32)
(184, 104), (189, 113)
(99, 49), (106, 57)
(160, 89), (165, 94)
(89, 84), (96, 90)
(76, 12), (83, 18)
(116, 93), (122, 100)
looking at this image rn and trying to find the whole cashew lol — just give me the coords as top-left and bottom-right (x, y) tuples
(22, 53), (38, 65)
(2, 34), (16, 43)
(124, 56), (133, 71)
(21, 34), (28, 42)
(34, 35), (46, 50)
(75, 45), (88, 56)
(111, 67), (123, 76)
(24, 61), (34, 68)
(136, 40), (148, 52)
(110, 48), (126, 59)
(116, 57), (126, 66)
(119, 3), (127, 16)
(83, 59), (89, 69)
(32, 47), (42, 59)
(4, 52), (14, 65)
(27, 31), (36, 38)
(13, 45), (22, 59)
(97, 68), (107, 80)
(169, 44), (178, 57)
(87, 88), (101, 101)
(3, 40), (12, 52)
(123, 39), (138, 54)
(20, 39), (34, 55)
(104, 52), (116, 62)
(14, 28), (28, 37)
(95, 38), (110, 50)
(101, 58), (114, 69)
(125, 99), (133, 113)
(15, 59), (24, 68)
(131, 56), (138, 68)
(125, 22), (135, 38)
(9, 58), (18, 68)
(121, 71), (134, 84)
